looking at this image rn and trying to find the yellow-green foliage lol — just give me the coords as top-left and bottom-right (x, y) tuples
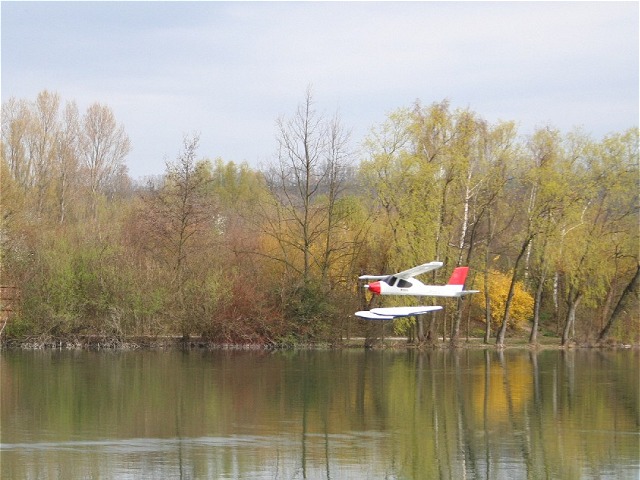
(2, 90), (637, 344)
(473, 270), (534, 328)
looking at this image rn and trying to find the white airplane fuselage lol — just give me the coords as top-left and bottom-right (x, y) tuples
(366, 277), (466, 297)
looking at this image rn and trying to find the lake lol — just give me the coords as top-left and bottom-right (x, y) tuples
(1, 348), (638, 479)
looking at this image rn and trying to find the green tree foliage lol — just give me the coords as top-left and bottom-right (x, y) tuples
(360, 101), (520, 343)
(555, 129), (639, 345)
(1, 91), (637, 345)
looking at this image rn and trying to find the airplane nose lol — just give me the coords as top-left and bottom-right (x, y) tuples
(366, 282), (381, 295)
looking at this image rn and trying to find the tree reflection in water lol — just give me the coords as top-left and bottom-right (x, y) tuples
(1, 349), (638, 479)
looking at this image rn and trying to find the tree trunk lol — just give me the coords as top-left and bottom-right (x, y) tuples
(561, 291), (583, 346)
(598, 284), (616, 334)
(598, 264), (640, 342)
(530, 225), (551, 345)
(417, 316), (425, 343)
(530, 259), (548, 344)
(497, 236), (531, 346)
(450, 298), (463, 347)
(456, 168), (473, 266)
(483, 209), (493, 344)
(426, 314), (437, 344)
(553, 272), (560, 334)
(452, 212), (478, 347)
(529, 274), (544, 345)
(483, 269), (492, 344)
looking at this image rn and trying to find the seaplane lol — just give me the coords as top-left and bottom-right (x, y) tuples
(355, 262), (479, 320)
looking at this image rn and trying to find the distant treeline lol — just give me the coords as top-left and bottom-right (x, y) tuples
(1, 89), (638, 347)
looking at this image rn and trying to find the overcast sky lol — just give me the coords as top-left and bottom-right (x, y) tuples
(2, 1), (638, 179)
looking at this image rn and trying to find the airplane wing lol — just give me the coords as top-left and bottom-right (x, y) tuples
(355, 310), (396, 320)
(395, 262), (443, 279)
(355, 305), (442, 320)
(358, 261), (443, 280)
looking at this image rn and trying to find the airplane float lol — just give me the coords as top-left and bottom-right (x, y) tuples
(355, 262), (479, 320)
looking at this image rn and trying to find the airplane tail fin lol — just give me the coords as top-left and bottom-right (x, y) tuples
(447, 267), (469, 290)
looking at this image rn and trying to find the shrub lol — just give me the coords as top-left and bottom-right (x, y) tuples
(472, 270), (534, 329)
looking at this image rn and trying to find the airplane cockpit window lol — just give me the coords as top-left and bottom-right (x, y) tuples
(381, 276), (411, 288)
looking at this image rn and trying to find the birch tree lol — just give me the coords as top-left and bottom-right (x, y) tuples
(450, 120), (517, 345)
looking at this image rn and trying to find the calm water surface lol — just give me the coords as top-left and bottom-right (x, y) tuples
(1, 348), (638, 479)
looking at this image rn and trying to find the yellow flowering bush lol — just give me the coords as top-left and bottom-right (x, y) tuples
(473, 270), (534, 329)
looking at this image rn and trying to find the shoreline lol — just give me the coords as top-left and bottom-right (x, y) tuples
(1, 334), (637, 351)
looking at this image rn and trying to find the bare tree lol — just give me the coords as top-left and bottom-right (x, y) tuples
(29, 90), (60, 218)
(1, 98), (32, 191)
(82, 103), (131, 221)
(139, 134), (219, 337)
(263, 87), (353, 287)
(55, 102), (81, 224)
(258, 88), (356, 335)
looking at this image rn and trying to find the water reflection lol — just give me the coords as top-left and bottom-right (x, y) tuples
(1, 349), (638, 479)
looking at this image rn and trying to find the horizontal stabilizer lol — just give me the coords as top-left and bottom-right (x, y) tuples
(358, 275), (388, 280)
(459, 289), (480, 296)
